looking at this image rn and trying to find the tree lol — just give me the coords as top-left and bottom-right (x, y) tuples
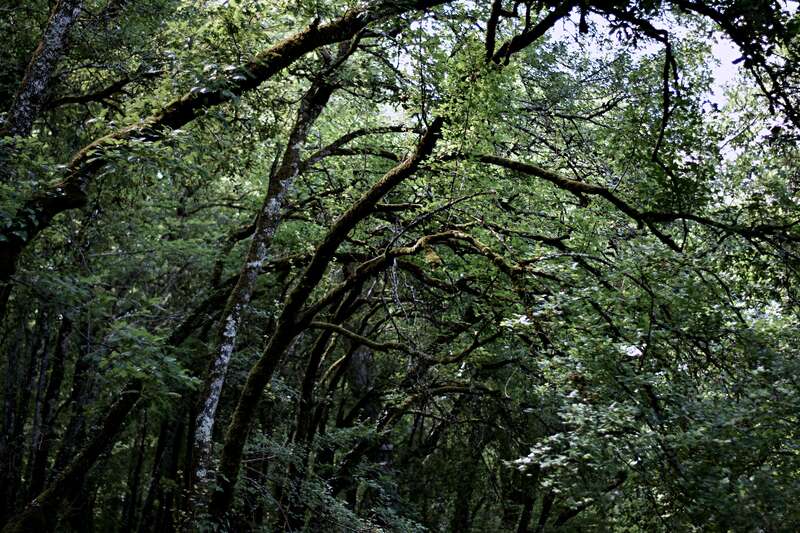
(2, 0), (800, 531)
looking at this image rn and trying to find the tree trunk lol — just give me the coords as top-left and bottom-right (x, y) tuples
(53, 326), (95, 474)
(210, 117), (443, 519)
(149, 418), (186, 533)
(121, 412), (148, 532)
(26, 316), (72, 499)
(0, 321), (25, 523)
(450, 464), (476, 531)
(136, 421), (169, 533)
(534, 491), (555, 533)
(516, 494), (535, 533)
(3, 315), (48, 515)
(284, 287), (363, 530)
(2, 0), (82, 138)
(190, 78), (335, 504)
(1, 384), (142, 533)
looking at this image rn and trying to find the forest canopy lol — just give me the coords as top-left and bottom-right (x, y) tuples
(2, 0), (800, 531)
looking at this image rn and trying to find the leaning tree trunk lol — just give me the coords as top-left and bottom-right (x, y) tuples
(1, 384), (142, 533)
(210, 117), (444, 519)
(283, 286), (364, 530)
(190, 77), (335, 500)
(2, 0), (82, 138)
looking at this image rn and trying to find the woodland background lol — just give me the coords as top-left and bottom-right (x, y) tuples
(2, 0), (800, 531)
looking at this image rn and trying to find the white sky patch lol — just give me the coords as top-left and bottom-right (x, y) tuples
(550, 10), (744, 107)
(708, 37), (742, 106)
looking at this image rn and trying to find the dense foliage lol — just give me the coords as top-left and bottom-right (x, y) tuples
(2, 0), (800, 531)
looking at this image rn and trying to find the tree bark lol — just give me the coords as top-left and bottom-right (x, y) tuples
(2, 0), (83, 138)
(2, 316), (48, 516)
(516, 494), (535, 533)
(52, 325), (95, 473)
(135, 420), (170, 533)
